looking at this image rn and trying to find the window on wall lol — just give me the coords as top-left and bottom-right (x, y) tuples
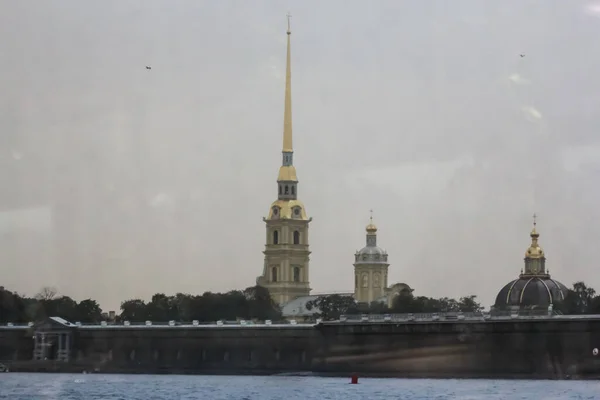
(293, 267), (300, 282)
(293, 230), (300, 244)
(285, 186), (289, 194)
(279, 186), (282, 195)
(291, 186), (295, 195)
(272, 266), (278, 282)
(273, 230), (279, 244)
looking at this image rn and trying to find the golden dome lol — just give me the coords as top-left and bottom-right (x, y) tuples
(366, 211), (377, 233)
(366, 222), (377, 233)
(525, 223), (544, 259)
(530, 226), (539, 238)
(525, 244), (544, 259)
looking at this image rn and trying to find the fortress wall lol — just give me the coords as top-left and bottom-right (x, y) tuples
(0, 328), (32, 361)
(3, 318), (600, 377)
(75, 326), (319, 372)
(314, 319), (600, 377)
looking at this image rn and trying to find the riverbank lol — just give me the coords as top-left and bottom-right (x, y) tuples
(3, 360), (599, 380)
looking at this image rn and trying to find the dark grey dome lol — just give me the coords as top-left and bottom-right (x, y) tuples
(354, 246), (388, 263)
(494, 276), (568, 309)
(357, 246), (386, 256)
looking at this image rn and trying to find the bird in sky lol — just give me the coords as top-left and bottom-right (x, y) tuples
(519, 54), (525, 58)
(145, 66), (152, 70)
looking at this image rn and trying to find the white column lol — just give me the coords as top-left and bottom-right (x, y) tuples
(368, 270), (373, 303)
(65, 334), (70, 361)
(41, 334), (46, 359)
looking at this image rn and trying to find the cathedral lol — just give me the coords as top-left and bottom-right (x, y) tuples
(254, 17), (311, 306)
(256, 19), (569, 319)
(255, 19), (411, 319)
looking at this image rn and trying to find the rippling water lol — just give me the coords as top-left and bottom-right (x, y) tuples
(0, 374), (599, 399)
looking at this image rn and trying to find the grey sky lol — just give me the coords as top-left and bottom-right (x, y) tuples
(2, 0), (600, 312)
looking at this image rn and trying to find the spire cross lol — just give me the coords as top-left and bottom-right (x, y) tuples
(369, 209), (373, 222)
(286, 12), (292, 34)
(533, 213), (537, 227)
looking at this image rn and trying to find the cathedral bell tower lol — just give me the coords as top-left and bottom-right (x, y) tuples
(353, 213), (389, 304)
(256, 15), (312, 305)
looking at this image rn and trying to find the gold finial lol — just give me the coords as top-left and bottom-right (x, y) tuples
(366, 209), (377, 233)
(531, 213), (539, 238)
(282, 13), (293, 152)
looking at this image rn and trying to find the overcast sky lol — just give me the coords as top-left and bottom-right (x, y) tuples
(2, 0), (600, 312)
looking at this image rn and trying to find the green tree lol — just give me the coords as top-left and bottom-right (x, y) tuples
(556, 282), (597, 314)
(244, 285), (282, 321)
(305, 294), (357, 320)
(120, 299), (148, 321)
(367, 301), (390, 314)
(147, 293), (182, 321)
(75, 299), (103, 322)
(31, 294), (78, 321)
(458, 295), (484, 312)
(391, 292), (483, 314)
(0, 288), (26, 323)
(171, 293), (193, 321)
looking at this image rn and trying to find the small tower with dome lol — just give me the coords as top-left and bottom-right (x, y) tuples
(354, 212), (390, 304)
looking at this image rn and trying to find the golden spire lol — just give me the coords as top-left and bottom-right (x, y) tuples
(366, 209), (378, 233)
(276, 14), (298, 184)
(282, 12), (293, 153)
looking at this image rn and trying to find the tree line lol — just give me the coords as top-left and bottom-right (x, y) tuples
(306, 292), (485, 321)
(0, 285), (281, 324)
(1, 281), (599, 324)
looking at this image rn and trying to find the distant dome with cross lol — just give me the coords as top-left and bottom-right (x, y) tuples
(355, 211), (388, 264)
(493, 214), (568, 311)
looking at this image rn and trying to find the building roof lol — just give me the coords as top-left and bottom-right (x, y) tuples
(6, 312), (600, 330)
(495, 276), (568, 309)
(0, 316), (316, 330)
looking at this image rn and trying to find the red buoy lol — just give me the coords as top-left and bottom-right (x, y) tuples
(350, 374), (359, 384)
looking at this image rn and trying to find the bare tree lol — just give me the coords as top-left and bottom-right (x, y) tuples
(35, 287), (57, 301)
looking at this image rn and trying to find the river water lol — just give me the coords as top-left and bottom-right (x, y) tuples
(0, 374), (599, 399)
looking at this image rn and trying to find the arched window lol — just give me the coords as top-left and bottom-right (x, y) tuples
(293, 230), (300, 244)
(272, 266), (278, 282)
(291, 186), (295, 195)
(273, 230), (279, 244)
(285, 186), (289, 194)
(293, 267), (301, 282)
